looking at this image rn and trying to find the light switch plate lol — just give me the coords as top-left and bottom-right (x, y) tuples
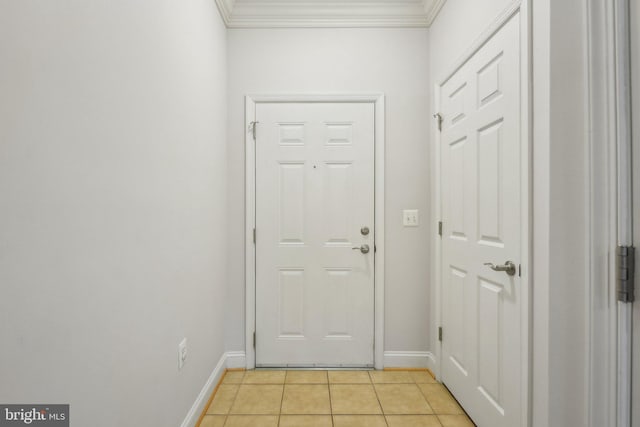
(403, 209), (419, 227)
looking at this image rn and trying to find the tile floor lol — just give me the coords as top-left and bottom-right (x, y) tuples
(199, 370), (476, 427)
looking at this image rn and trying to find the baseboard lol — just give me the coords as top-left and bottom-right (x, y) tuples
(383, 351), (435, 369)
(180, 351), (246, 427)
(225, 351), (246, 369)
(425, 352), (436, 379)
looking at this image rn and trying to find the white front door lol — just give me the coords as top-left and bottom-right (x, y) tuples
(439, 12), (524, 427)
(255, 102), (375, 367)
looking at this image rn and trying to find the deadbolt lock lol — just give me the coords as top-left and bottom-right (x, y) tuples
(360, 226), (370, 236)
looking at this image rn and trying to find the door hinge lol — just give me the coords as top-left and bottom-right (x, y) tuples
(438, 221), (443, 237)
(253, 228), (256, 244)
(433, 113), (443, 132)
(616, 246), (635, 302)
(253, 332), (256, 349)
(438, 326), (443, 342)
(249, 121), (259, 141)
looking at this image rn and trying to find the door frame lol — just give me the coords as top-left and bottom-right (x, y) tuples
(585, 0), (636, 425)
(244, 94), (386, 369)
(432, 1), (531, 425)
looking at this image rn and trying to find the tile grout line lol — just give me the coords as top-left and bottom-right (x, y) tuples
(369, 371), (390, 427)
(325, 371), (335, 427)
(199, 369), (237, 427)
(417, 379), (436, 420)
(225, 374), (244, 423)
(413, 376), (438, 417)
(277, 371), (286, 427)
(202, 371), (243, 424)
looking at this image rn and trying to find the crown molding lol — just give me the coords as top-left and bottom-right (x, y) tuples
(214, 0), (234, 24)
(424, 0), (446, 25)
(224, 16), (431, 29)
(215, 0), (446, 28)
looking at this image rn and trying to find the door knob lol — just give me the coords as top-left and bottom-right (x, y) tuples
(352, 244), (370, 254)
(484, 261), (516, 276)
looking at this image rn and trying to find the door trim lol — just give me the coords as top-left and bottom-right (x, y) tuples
(432, 1), (530, 425)
(584, 1), (620, 425)
(244, 94), (386, 369)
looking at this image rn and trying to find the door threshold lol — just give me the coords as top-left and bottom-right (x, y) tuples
(255, 366), (374, 371)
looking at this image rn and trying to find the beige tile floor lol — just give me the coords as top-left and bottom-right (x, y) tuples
(199, 370), (476, 427)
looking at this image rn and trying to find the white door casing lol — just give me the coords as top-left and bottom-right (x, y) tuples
(437, 8), (528, 427)
(633, 0), (640, 422)
(245, 95), (385, 369)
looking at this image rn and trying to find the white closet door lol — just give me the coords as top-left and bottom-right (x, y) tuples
(440, 12), (524, 427)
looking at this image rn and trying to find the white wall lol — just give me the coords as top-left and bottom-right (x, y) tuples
(538, 1), (589, 424)
(430, 0), (590, 426)
(226, 28), (431, 357)
(429, 0), (514, 83)
(0, 1), (228, 426)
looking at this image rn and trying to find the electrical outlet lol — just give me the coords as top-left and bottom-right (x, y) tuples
(178, 338), (187, 370)
(403, 209), (419, 227)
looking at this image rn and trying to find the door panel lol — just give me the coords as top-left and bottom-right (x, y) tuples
(278, 163), (305, 244)
(255, 102), (375, 367)
(440, 12), (522, 427)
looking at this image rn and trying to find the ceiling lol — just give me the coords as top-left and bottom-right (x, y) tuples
(215, 0), (446, 28)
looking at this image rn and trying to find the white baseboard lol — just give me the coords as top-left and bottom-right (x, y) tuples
(225, 351), (247, 369)
(383, 351), (435, 369)
(425, 351), (436, 373)
(180, 351), (247, 427)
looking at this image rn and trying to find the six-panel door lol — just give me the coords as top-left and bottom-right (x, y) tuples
(255, 102), (375, 367)
(440, 12), (523, 427)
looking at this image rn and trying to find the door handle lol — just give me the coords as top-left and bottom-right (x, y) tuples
(352, 244), (370, 254)
(484, 261), (516, 276)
